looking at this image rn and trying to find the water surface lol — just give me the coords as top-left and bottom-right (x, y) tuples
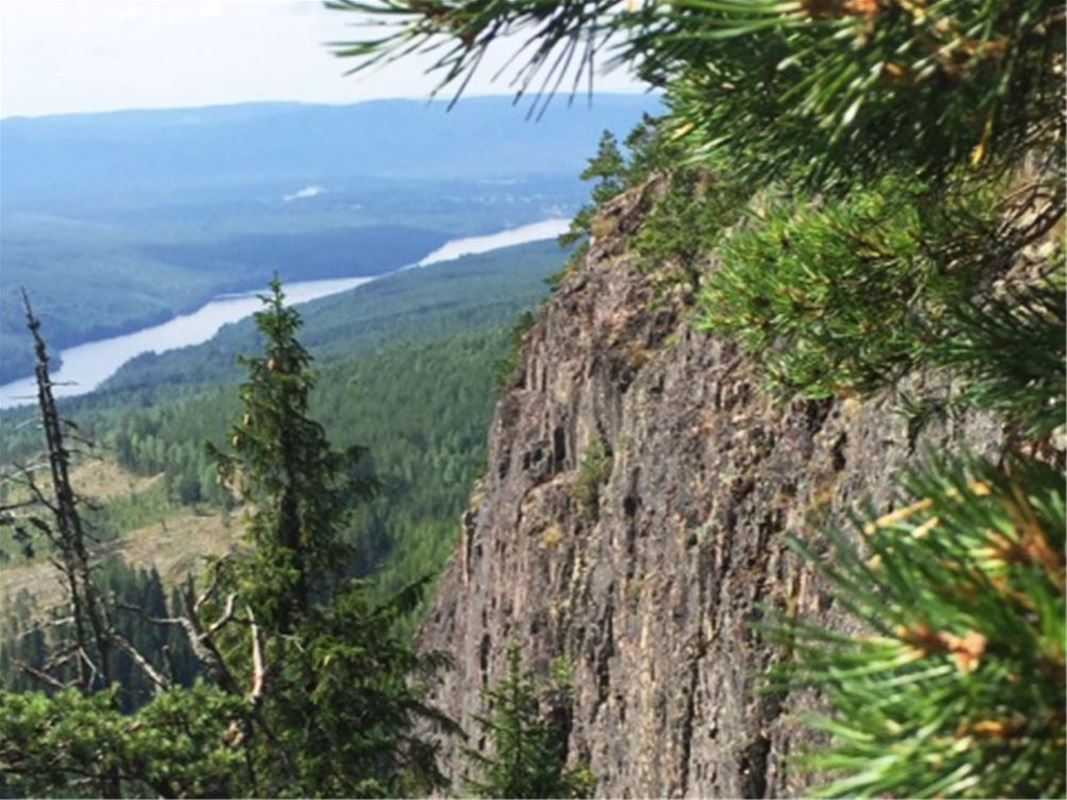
(0, 219), (570, 409)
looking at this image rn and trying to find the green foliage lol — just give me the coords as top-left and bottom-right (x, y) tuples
(253, 579), (459, 797)
(209, 277), (379, 628)
(777, 455), (1065, 798)
(661, 0), (1063, 186)
(336, 2), (1060, 185)
(931, 267), (1066, 438)
(0, 682), (245, 798)
(631, 162), (749, 276)
(335, 1), (1063, 185)
(561, 130), (629, 247)
(574, 438), (612, 521)
(497, 309), (538, 387)
(1, 282), (458, 798)
(204, 279), (454, 796)
(463, 646), (595, 799)
(59, 328), (519, 623)
(0, 242), (569, 628)
(334, 3), (1066, 799)
(697, 176), (1002, 398)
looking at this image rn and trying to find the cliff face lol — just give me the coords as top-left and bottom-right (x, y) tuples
(419, 186), (1003, 798)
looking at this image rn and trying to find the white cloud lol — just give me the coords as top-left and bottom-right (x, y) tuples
(283, 185), (324, 202)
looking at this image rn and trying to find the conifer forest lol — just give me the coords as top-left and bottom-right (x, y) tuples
(0, 1), (1063, 798)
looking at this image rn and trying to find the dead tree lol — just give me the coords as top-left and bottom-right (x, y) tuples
(2, 294), (178, 698)
(6, 292), (114, 691)
(0, 294), (285, 796)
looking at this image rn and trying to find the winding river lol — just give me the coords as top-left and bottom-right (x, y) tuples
(0, 218), (570, 409)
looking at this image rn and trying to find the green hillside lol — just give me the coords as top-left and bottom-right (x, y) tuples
(1, 95), (659, 383)
(1, 239), (566, 619)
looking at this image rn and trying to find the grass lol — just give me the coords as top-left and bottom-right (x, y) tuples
(0, 458), (240, 612)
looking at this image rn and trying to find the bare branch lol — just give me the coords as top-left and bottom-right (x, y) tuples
(206, 593), (239, 639)
(115, 601), (188, 628)
(178, 586), (242, 696)
(7, 616), (74, 643)
(13, 658), (67, 691)
(109, 631), (172, 693)
(248, 606), (267, 704)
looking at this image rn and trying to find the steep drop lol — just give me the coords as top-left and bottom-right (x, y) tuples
(420, 186), (1003, 797)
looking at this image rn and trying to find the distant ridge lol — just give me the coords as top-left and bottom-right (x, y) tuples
(1, 94), (662, 199)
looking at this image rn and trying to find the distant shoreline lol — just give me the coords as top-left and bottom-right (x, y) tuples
(0, 219), (570, 410)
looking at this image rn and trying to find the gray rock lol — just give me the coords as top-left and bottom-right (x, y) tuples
(419, 188), (1002, 798)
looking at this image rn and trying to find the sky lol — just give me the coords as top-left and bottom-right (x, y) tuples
(0, 0), (648, 119)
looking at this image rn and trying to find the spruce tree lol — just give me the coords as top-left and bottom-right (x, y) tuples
(207, 276), (455, 797)
(463, 646), (595, 799)
(0, 280), (456, 798)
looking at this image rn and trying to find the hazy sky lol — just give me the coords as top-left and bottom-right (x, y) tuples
(1, 0), (648, 119)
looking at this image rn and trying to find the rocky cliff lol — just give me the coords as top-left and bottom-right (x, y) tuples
(419, 185), (1003, 798)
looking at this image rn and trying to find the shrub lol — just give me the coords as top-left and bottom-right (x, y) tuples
(463, 645), (595, 799)
(574, 438), (612, 520)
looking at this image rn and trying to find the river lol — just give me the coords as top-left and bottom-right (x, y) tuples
(0, 218), (570, 409)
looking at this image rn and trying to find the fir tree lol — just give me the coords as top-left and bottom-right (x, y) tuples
(205, 276), (456, 797)
(463, 646), (595, 799)
(209, 275), (378, 632)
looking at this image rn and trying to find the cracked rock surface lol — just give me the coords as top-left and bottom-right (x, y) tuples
(419, 189), (1002, 798)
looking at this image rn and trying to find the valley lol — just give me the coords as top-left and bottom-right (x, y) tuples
(0, 218), (569, 407)
(1, 236), (572, 628)
(0, 95), (659, 383)
(2, 2), (1061, 793)
(0, 95), (649, 722)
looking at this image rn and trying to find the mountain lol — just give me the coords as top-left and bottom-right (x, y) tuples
(1, 95), (661, 205)
(0, 94), (660, 384)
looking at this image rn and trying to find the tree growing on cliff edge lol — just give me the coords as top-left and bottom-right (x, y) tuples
(333, 2), (1065, 797)
(560, 130), (628, 248)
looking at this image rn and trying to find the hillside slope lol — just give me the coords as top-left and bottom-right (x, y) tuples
(1, 94), (658, 383)
(419, 187), (1005, 796)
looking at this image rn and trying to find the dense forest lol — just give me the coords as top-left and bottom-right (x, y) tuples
(0, 240), (566, 626)
(2, 281), (587, 796)
(1, 0), (1064, 797)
